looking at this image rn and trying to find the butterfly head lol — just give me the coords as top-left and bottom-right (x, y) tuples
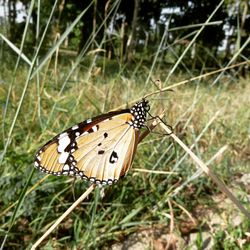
(130, 99), (150, 129)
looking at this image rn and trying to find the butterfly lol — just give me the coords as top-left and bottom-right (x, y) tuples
(34, 99), (150, 185)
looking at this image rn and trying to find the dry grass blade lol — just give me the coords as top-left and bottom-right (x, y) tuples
(31, 184), (96, 249)
(144, 61), (249, 100)
(158, 119), (250, 219)
(114, 61), (250, 111)
(171, 145), (229, 198)
(133, 168), (176, 175)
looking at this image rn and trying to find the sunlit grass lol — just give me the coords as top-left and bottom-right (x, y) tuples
(1, 61), (249, 248)
(0, 0), (249, 247)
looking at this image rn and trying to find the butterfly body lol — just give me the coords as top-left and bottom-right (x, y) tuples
(34, 99), (149, 185)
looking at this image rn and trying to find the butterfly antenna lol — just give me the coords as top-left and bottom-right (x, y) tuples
(144, 79), (174, 101)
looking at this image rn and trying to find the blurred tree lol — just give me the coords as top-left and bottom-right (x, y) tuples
(162, 0), (228, 68)
(1, 0), (249, 68)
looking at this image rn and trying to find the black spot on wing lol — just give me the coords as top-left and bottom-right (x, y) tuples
(104, 132), (108, 138)
(109, 151), (118, 164)
(98, 150), (105, 155)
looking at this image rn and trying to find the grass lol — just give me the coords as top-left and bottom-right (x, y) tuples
(0, 0), (250, 248)
(0, 63), (249, 249)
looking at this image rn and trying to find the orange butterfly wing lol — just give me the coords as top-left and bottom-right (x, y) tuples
(35, 112), (139, 185)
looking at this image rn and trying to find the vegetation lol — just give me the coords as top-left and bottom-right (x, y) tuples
(0, 0), (249, 249)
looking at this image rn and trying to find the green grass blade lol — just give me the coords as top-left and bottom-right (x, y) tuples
(30, 1), (94, 80)
(0, 34), (31, 65)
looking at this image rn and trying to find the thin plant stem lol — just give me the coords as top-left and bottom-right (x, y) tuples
(159, 119), (250, 219)
(31, 184), (96, 249)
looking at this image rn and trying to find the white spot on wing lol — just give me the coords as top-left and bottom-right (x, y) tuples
(34, 162), (39, 167)
(63, 164), (70, 171)
(58, 136), (70, 152)
(92, 125), (98, 132)
(72, 125), (79, 130)
(58, 152), (69, 163)
(86, 118), (92, 123)
(58, 132), (68, 139)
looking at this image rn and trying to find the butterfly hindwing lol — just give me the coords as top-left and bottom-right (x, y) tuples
(73, 117), (139, 184)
